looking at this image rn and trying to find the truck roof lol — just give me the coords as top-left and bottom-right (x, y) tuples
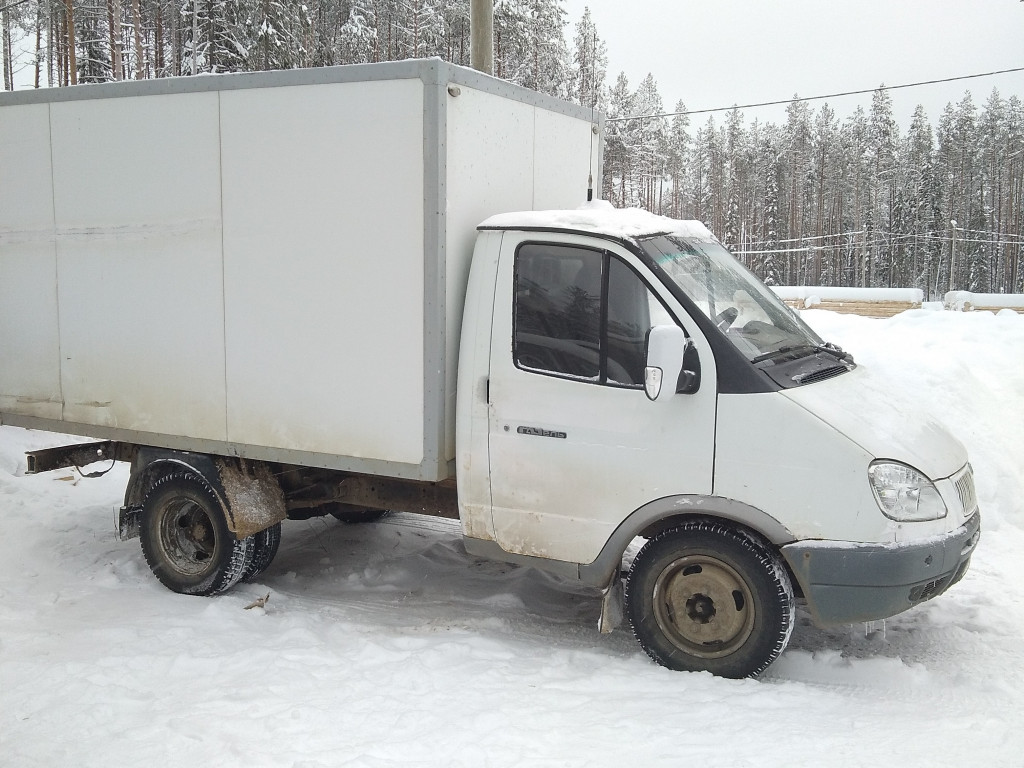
(478, 201), (715, 242)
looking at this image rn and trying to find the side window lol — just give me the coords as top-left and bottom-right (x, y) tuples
(514, 243), (673, 387)
(514, 244), (602, 380)
(606, 256), (651, 385)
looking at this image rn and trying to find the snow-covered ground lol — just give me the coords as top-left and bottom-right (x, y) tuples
(2, 308), (1023, 767)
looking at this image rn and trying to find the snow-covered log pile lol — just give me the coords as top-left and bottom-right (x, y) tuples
(771, 286), (923, 318)
(944, 291), (1024, 314)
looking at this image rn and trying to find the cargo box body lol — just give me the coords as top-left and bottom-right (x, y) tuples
(0, 60), (602, 481)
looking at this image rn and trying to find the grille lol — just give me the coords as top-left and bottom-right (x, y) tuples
(909, 575), (952, 603)
(954, 464), (979, 517)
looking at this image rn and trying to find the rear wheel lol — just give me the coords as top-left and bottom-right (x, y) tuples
(242, 522), (282, 583)
(139, 472), (252, 596)
(625, 520), (794, 678)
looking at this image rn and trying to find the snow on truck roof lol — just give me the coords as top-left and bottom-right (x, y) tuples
(479, 200), (716, 242)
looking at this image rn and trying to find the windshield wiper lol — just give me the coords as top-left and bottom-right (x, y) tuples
(751, 342), (854, 366)
(750, 345), (817, 364)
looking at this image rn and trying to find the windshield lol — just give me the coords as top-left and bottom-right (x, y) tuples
(640, 235), (826, 362)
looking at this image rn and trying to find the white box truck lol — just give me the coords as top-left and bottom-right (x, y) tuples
(0, 60), (979, 678)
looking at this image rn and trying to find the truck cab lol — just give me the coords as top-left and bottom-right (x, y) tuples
(456, 202), (980, 678)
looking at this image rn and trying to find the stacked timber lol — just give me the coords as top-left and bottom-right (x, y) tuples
(771, 287), (924, 318)
(944, 291), (1024, 314)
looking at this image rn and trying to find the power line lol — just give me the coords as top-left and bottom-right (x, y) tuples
(607, 66), (1024, 123)
(0, 0), (30, 13)
(737, 235), (1024, 255)
(734, 228), (1024, 255)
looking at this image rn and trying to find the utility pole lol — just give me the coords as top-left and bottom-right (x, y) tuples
(470, 0), (492, 75)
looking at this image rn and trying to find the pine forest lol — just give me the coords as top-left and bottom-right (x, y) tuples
(2, 0), (1022, 295)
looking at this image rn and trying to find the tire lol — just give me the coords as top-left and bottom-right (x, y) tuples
(624, 520), (794, 678)
(242, 522), (282, 583)
(326, 503), (390, 524)
(139, 471), (253, 596)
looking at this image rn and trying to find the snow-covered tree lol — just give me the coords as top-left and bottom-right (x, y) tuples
(631, 73), (666, 212)
(522, 0), (570, 98)
(180, 0), (248, 74)
(569, 6), (606, 111)
(663, 100), (690, 219)
(603, 71), (633, 205)
(761, 145), (782, 287)
(336, 2), (377, 64)
(246, 0), (312, 71)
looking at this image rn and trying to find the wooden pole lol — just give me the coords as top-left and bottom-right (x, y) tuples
(469, 0), (492, 75)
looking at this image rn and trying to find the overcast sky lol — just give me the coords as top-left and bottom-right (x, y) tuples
(562, 0), (1024, 128)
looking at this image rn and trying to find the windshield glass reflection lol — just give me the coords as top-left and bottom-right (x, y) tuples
(641, 235), (826, 362)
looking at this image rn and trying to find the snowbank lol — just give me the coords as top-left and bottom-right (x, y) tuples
(2, 309), (1023, 767)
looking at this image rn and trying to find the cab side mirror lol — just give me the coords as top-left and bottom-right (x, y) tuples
(644, 325), (698, 401)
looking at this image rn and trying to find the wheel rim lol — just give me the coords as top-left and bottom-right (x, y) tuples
(652, 554), (755, 659)
(156, 498), (218, 577)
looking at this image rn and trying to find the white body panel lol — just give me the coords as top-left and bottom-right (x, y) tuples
(780, 363), (968, 481)
(0, 61), (601, 481)
(714, 392), (894, 543)
(454, 231), (502, 541)
(52, 92), (227, 439)
(219, 80), (426, 463)
(0, 103), (61, 421)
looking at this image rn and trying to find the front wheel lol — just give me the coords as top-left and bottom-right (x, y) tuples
(625, 521), (794, 678)
(139, 472), (253, 596)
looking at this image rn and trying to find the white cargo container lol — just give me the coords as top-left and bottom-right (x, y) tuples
(0, 59), (601, 481)
(1, 61), (979, 679)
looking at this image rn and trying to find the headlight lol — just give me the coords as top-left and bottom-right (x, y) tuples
(868, 461), (948, 521)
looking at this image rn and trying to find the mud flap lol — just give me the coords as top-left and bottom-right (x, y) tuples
(116, 504), (141, 541)
(598, 576), (624, 634)
(215, 458), (288, 539)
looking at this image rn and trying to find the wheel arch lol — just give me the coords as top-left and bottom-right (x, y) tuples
(579, 494), (797, 588)
(120, 448), (286, 541)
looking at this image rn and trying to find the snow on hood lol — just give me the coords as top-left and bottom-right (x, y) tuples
(479, 200), (715, 241)
(781, 362), (968, 481)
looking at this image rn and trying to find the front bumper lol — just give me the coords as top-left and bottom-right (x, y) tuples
(781, 512), (981, 626)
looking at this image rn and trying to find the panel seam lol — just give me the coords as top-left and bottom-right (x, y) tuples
(217, 91), (229, 445)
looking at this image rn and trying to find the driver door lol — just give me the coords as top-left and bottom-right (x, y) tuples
(486, 234), (718, 565)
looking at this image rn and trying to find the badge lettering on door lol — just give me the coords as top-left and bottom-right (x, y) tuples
(516, 426), (567, 439)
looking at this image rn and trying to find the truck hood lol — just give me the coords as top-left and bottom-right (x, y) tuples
(780, 363), (967, 480)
